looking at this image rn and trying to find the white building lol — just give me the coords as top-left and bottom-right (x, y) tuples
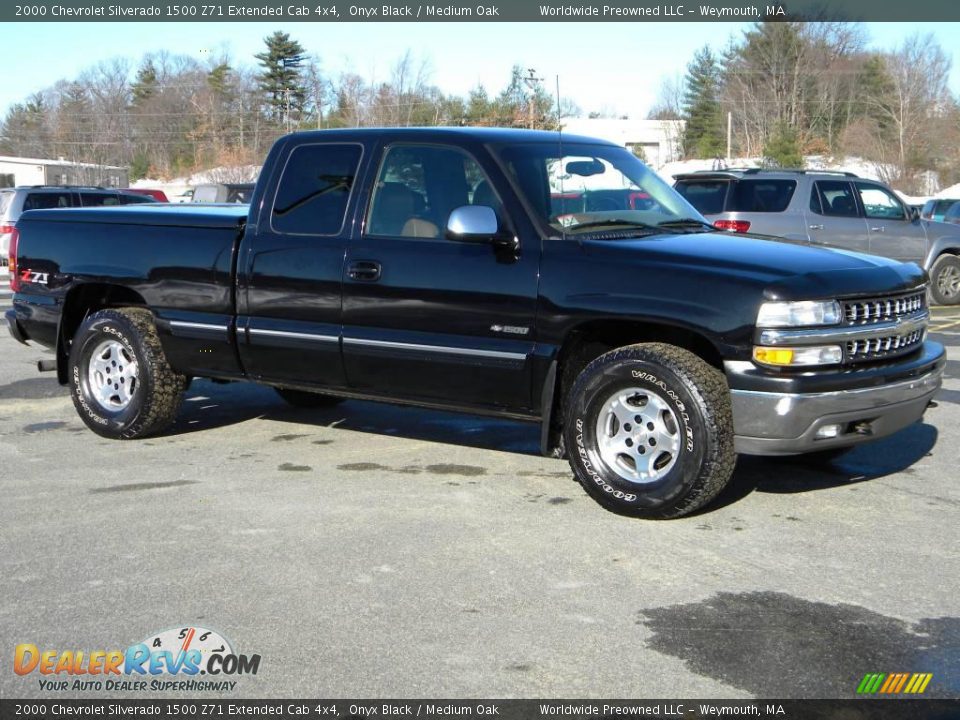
(560, 118), (685, 169)
(0, 156), (129, 188)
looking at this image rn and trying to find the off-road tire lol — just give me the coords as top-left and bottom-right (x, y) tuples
(274, 387), (345, 408)
(929, 254), (960, 305)
(69, 307), (185, 439)
(563, 343), (736, 519)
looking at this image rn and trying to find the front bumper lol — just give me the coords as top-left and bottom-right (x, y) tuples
(728, 342), (946, 455)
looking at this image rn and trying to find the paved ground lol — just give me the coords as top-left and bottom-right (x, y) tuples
(0, 308), (958, 700)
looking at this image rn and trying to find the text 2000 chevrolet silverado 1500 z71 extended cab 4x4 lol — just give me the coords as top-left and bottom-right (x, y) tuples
(5, 128), (946, 518)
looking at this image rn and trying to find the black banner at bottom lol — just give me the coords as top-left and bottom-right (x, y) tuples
(2, 699), (958, 720)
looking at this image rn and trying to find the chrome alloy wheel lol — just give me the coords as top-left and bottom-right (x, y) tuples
(87, 339), (139, 411)
(937, 264), (960, 300)
(594, 387), (681, 484)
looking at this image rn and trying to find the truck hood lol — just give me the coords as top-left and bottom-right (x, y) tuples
(19, 204), (249, 230)
(593, 231), (927, 300)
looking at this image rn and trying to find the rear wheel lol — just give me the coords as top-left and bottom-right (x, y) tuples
(930, 254), (960, 305)
(563, 343), (736, 519)
(69, 308), (185, 439)
(274, 387), (344, 408)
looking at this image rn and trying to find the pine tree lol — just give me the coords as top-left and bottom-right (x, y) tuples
(255, 31), (307, 126)
(681, 46), (725, 158)
(131, 60), (158, 107)
(763, 122), (803, 168)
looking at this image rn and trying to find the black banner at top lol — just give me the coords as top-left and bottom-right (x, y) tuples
(4, 0), (960, 22)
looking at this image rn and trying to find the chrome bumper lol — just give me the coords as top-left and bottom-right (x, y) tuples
(729, 361), (944, 455)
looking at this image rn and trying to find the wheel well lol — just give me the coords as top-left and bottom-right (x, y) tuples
(541, 320), (724, 456)
(56, 283), (148, 384)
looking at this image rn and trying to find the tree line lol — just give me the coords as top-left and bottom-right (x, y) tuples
(654, 22), (960, 193)
(0, 31), (563, 181)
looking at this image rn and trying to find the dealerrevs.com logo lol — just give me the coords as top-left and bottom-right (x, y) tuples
(13, 626), (260, 692)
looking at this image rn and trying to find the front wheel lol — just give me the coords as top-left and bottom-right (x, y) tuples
(69, 307), (185, 439)
(563, 343), (736, 519)
(930, 254), (960, 305)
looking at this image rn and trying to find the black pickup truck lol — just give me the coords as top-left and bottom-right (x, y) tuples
(6, 128), (946, 518)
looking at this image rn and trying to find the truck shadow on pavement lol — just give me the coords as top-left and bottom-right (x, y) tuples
(172, 379), (542, 454)
(170, 380), (939, 511)
(703, 422), (939, 513)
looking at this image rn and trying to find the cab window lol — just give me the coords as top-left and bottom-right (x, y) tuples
(855, 182), (906, 221)
(810, 181), (858, 218)
(271, 143), (363, 235)
(366, 145), (501, 239)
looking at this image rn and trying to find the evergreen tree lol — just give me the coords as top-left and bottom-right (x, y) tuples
(681, 46), (725, 158)
(255, 31), (307, 126)
(763, 122), (804, 168)
(131, 60), (158, 106)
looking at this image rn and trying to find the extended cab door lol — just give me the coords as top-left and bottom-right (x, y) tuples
(804, 179), (871, 252)
(236, 140), (367, 387)
(340, 142), (539, 413)
(855, 181), (928, 263)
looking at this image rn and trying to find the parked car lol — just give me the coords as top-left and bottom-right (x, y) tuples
(171, 188), (194, 203)
(673, 169), (960, 305)
(124, 188), (169, 202)
(920, 198), (960, 223)
(191, 183), (255, 204)
(6, 128), (944, 518)
(0, 186), (156, 262)
(941, 201), (960, 224)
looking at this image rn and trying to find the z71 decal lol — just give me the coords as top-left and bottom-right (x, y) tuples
(20, 269), (49, 285)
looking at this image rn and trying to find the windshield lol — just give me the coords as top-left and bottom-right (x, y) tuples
(494, 142), (707, 236)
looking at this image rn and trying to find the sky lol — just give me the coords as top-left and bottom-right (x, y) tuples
(3, 21), (958, 120)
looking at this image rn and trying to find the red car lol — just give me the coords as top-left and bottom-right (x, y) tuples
(123, 188), (169, 203)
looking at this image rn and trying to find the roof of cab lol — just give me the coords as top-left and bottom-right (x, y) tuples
(282, 126), (620, 146)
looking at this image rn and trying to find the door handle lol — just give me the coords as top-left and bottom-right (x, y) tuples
(347, 260), (382, 282)
(808, 224), (824, 230)
(870, 226), (885, 232)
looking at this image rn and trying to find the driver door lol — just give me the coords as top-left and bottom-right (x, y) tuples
(340, 142), (540, 413)
(855, 181), (928, 263)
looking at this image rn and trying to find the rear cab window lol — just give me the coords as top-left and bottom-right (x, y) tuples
(270, 143), (363, 235)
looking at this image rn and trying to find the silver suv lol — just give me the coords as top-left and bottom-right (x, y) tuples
(674, 169), (960, 305)
(1, 186), (156, 264)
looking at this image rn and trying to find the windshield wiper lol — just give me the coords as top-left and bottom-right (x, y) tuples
(657, 218), (715, 230)
(562, 219), (659, 233)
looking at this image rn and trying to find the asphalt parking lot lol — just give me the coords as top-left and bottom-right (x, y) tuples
(0, 304), (958, 700)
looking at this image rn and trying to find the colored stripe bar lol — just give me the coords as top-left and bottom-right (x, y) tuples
(917, 674), (933, 693)
(892, 673), (910, 693)
(867, 673), (886, 693)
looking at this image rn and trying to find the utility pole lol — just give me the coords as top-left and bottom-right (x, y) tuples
(285, 87), (292, 134)
(523, 68), (544, 129)
(726, 111), (732, 161)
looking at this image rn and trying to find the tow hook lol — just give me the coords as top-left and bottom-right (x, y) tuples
(927, 400), (939, 409)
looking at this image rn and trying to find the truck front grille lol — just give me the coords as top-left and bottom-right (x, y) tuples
(846, 329), (924, 361)
(843, 291), (924, 324)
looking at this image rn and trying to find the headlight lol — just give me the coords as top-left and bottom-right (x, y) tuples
(753, 345), (843, 367)
(757, 300), (841, 328)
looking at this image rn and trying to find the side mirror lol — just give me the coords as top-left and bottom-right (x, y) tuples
(910, 207), (920, 221)
(446, 205), (500, 242)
